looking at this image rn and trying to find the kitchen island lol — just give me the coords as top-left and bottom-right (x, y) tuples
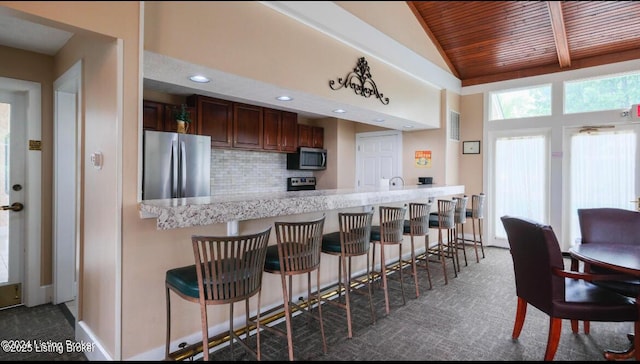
(139, 184), (465, 230)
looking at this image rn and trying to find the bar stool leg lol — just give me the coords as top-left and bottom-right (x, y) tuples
(410, 235), (420, 297)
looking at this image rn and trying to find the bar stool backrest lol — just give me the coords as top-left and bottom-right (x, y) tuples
(274, 216), (326, 275)
(453, 195), (468, 224)
(437, 200), (456, 229)
(471, 193), (486, 219)
(191, 227), (271, 303)
(339, 208), (374, 256)
(408, 201), (433, 236)
(378, 205), (407, 243)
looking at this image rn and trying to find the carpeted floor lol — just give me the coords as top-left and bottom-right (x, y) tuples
(0, 246), (635, 361)
(210, 246), (635, 361)
(0, 302), (87, 361)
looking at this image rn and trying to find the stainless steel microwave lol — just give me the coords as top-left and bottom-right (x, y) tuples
(286, 147), (327, 170)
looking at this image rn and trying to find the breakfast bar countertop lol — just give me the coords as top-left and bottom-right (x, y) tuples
(139, 184), (465, 230)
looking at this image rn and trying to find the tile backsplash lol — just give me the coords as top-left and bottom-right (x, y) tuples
(210, 149), (313, 195)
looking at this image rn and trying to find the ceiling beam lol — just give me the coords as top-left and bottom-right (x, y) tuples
(547, 1), (571, 68)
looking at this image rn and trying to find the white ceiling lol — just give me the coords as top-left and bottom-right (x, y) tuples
(0, 2), (460, 131)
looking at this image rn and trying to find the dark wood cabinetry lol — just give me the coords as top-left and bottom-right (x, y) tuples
(298, 124), (324, 149)
(143, 100), (164, 131)
(187, 95), (233, 148)
(233, 103), (263, 150)
(263, 108), (298, 152)
(143, 100), (196, 134)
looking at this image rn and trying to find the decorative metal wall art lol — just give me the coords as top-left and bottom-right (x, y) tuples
(329, 57), (389, 105)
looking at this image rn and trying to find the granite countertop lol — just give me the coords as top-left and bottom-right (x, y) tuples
(139, 184), (465, 230)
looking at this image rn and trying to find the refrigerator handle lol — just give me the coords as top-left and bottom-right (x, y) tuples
(171, 140), (178, 198)
(180, 141), (187, 197)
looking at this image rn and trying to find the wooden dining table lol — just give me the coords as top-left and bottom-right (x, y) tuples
(569, 243), (640, 361)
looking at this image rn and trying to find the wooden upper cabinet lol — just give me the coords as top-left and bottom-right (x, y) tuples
(298, 124), (312, 148)
(280, 111), (298, 152)
(233, 103), (263, 150)
(188, 95), (233, 148)
(298, 124), (324, 149)
(311, 125), (324, 149)
(263, 108), (298, 152)
(143, 100), (165, 131)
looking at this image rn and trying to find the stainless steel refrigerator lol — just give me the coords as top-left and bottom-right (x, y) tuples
(143, 130), (211, 200)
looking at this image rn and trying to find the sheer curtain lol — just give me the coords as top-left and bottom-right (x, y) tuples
(569, 128), (636, 245)
(494, 135), (547, 238)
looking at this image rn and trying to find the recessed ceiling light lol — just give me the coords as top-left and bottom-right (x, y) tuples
(373, 118), (385, 122)
(276, 95), (293, 101)
(333, 109), (347, 114)
(403, 125), (414, 129)
(189, 75), (210, 83)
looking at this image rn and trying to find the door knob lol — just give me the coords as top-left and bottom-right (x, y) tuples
(1, 202), (24, 212)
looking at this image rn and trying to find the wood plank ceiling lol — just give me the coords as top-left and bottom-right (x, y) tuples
(407, 1), (640, 86)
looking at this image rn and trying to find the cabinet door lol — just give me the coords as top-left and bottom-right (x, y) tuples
(233, 103), (263, 150)
(263, 108), (280, 151)
(312, 126), (324, 148)
(143, 100), (165, 131)
(280, 111), (298, 152)
(163, 104), (197, 134)
(298, 124), (312, 148)
(189, 95), (233, 148)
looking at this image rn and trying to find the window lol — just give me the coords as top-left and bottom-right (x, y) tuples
(489, 85), (551, 121)
(449, 110), (460, 141)
(564, 71), (640, 114)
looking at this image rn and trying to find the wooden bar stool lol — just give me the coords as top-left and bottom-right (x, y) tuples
(403, 200), (434, 294)
(262, 216), (327, 361)
(370, 204), (408, 315)
(165, 227), (272, 361)
(321, 207), (376, 338)
(427, 199), (457, 285)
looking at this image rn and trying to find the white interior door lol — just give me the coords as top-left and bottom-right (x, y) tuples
(355, 130), (402, 188)
(0, 90), (26, 308)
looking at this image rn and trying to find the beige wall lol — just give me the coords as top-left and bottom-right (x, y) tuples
(459, 93), (484, 196)
(143, 1), (441, 129)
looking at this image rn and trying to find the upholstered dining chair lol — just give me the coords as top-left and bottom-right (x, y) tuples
(164, 227), (272, 361)
(262, 216), (327, 361)
(321, 207), (376, 338)
(500, 215), (640, 361)
(403, 200), (434, 293)
(370, 204), (408, 315)
(427, 199), (457, 285)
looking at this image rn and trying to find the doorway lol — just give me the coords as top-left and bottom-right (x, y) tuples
(0, 77), (42, 308)
(565, 124), (639, 246)
(53, 61), (81, 318)
(355, 130), (402, 189)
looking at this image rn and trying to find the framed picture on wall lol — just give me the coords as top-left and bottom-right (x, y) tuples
(463, 140), (480, 154)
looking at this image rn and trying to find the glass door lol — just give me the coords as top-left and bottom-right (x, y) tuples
(0, 91), (26, 309)
(490, 132), (549, 247)
(566, 124), (639, 245)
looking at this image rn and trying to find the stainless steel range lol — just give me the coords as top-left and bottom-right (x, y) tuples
(287, 177), (316, 191)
